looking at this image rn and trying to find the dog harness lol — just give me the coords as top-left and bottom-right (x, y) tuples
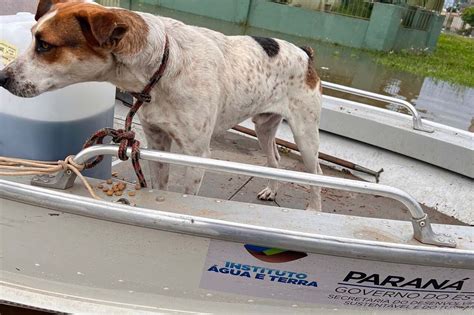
(82, 36), (170, 188)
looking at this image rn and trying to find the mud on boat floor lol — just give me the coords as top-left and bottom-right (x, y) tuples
(111, 130), (464, 226)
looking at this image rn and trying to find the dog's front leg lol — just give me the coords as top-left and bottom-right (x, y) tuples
(143, 126), (172, 190)
(176, 136), (212, 195)
(182, 146), (211, 195)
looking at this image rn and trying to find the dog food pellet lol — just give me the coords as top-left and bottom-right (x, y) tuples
(115, 191), (123, 197)
(106, 190), (114, 196)
(97, 184), (104, 189)
(135, 184), (141, 190)
(128, 191), (136, 197)
(106, 179), (113, 185)
(102, 187), (109, 192)
(117, 183), (126, 191)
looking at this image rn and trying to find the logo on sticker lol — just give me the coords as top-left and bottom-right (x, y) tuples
(244, 244), (307, 263)
(0, 40), (18, 66)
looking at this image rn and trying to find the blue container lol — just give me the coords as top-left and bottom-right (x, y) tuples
(0, 106), (115, 179)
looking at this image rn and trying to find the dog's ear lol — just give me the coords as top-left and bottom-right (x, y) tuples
(36, 0), (59, 21)
(36, 0), (91, 21)
(75, 10), (128, 49)
(35, 0), (70, 21)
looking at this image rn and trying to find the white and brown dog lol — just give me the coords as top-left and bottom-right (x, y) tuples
(0, 0), (323, 210)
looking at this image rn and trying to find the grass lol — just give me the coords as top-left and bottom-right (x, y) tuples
(371, 34), (474, 87)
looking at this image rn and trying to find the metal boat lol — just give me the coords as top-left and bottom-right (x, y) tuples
(1, 83), (473, 314)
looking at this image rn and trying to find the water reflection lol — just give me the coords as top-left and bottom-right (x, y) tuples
(134, 4), (473, 131)
(416, 79), (473, 131)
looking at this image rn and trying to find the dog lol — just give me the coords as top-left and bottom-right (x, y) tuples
(0, 0), (323, 210)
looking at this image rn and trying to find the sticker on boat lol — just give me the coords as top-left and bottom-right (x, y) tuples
(200, 240), (473, 310)
(0, 40), (17, 66)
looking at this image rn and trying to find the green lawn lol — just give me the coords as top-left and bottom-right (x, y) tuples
(372, 34), (474, 87)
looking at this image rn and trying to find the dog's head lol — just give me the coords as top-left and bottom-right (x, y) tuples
(0, 0), (135, 97)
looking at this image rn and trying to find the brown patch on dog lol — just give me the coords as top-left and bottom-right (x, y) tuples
(33, 2), (149, 65)
(300, 46), (314, 60)
(306, 63), (319, 90)
(299, 46), (320, 90)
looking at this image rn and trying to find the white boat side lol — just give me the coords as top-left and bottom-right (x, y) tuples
(1, 173), (473, 313)
(320, 89), (473, 179)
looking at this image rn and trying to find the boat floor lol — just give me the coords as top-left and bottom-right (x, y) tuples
(110, 128), (464, 226)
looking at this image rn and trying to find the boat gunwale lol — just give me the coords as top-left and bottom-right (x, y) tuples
(1, 178), (473, 270)
(322, 94), (474, 139)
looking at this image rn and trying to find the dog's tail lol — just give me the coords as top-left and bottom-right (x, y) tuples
(300, 46), (315, 61)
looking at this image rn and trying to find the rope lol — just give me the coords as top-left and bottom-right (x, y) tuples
(0, 155), (100, 200)
(82, 127), (146, 188)
(82, 35), (170, 188)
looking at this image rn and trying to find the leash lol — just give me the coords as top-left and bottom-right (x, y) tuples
(82, 36), (170, 188)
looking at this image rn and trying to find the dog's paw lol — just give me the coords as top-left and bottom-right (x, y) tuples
(257, 187), (277, 201)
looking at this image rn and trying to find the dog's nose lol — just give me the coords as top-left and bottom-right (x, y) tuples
(0, 70), (10, 87)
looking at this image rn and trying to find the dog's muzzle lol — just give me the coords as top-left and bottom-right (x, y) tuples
(0, 70), (10, 88)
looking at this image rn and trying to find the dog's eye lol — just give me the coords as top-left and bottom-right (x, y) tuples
(36, 40), (54, 53)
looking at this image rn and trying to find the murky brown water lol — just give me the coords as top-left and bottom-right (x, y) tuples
(135, 4), (474, 132)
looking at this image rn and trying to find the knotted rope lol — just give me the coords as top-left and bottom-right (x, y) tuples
(0, 155), (100, 199)
(82, 35), (170, 188)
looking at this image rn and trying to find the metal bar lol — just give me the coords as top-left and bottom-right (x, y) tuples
(232, 125), (384, 181)
(75, 145), (423, 217)
(322, 81), (434, 133)
(1, 179), (470, 268)
(72, 145), (456, 247)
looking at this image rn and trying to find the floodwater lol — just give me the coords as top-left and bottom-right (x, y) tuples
(135, 4), (474, 132)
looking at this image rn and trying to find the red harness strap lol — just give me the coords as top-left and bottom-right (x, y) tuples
(82, 36), (170, 188)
